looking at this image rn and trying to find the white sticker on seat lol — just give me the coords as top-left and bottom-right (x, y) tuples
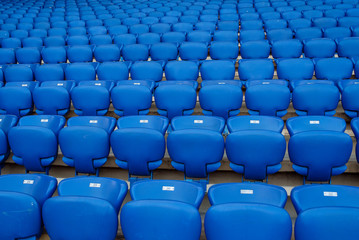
(89, 183), (101, 188)
(194, 120), (203, 123)
(140, 120), (148, 123)
(41, 119), (49, 122)
(310, 121), (320, 124)
(23, 180), (34, 184)
(95, 83), (101, 86)
(218, 82), (226, 84)
(324, 191), (338, 197)
(57, 83), (64, 86)
(162, 186), (175, 191)
(262, 82), (270, 84)
(134, 83), (141, 85)
(240, 189), (253, 194)
(89, 120), (98, 123)
(22, 84), (28, 87)
(250, 120), (260, 124)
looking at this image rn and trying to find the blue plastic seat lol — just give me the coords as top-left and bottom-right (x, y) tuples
(137, 33), (161, 46)
(0, 174), (57, 240)
(150, 23), (171, 34)
(338, 16), (359, 28)
(111, 116), (168, 180)
(108, 25), (128, 36)
(155, 81), (197, 121)
(341, 80), (359, 117)
(337, 37), (359, 60)
(22, 37), (43, 47)
(129, 24), (149, 35)
(122, 44), (149, 62)
(171, 116), (226, 133)
(65, 63), (96, 83)
(1, 37), (22, 48)
(199, 80), (242, 120)
(111, 80), (154, 116)
(179, 42), (208, 62)
(292, 80), (340, 116)
(48, 28), (66, 37)
(71, 81), (114, 116)
(292, 184), (359, 240)
(264, 19), (288, 30)
(240, 41), (270, 59)
(4, 64), (35, 82)
(41, 47), (67, 64)
(304, 38), (336, 58)
(59, 116), (116, 175)
(240, 20), (263, 30)
(0, 48), (16, 65)
(113, 34), (137, 46)
(194, 22), (217, 33)
(0, 115), (18, 166)
(130, 61), (163, 82)
(245, 80), (291, 117)
(287, 116), (352, 182)
(93, 44), (120, 62)
(11, 29), (29, 39)
(209, 41), (239, 61)
(200, 60), (235, 80)
(8, 115), (66, 173)
(34, 64), (64, 83)
(226, 116), (286, 180)
(67, 45), (93, 63)
(213, 31), (238, 42)
(88, 26), (107, 35)
(187, 31), (212, 44)
(277, 58), (314, 82)
(295, 27), (323, 41)
(67, 35), (89, 45)
(97, 62), (129, 81)
(33, 81), (74, 115)
(325, 9), (346, 18)
(315, 58), (353, 83)
(312, 17), (337, 29)
(150, 43), (178, 62)
(323, 27), (351, 40)
(0, 82), (37, 117)
(165, 61), (199, 81)
(43, 176), (127, 240)
(44, 36), (66, 47)
(272, 39), (303, 59)
(238, 59), (274, 80)
(161, 32), (186, 45)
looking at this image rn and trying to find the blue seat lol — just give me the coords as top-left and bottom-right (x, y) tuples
(165, 61), (199, 81)
(16, 47), (41, 64)
(239, 30), (266, 42)
(111, 80), (154, 116)
(122, 44), (149, 62)
(325, 9), (346, 18)
(292, 184), (359, 240)
(213, 31), (238, 42)
(150, 23), (171, 34)
(161, 32), (186, 45)
(272, 39), (303, 59)
(315, 58), (353, 83)
(94, 44), (121, 62)
(44, 36), (66, 47)
(0, 115), (18, 166)
(111, 116), (168, 180)
(0, 82), (37, 117)
(350, 117), (359, 164)
(341, 80), (359, 117)
(240, 20), (263, 30)
(264, 19), (288, 30)
(338, 16), (359, 28)
(65, 63), (96, 83)
(171, 116), (226, 133)
(67, 45), (93, 63)
(187, 31), (212, 44)
(292, 80), (340, 116)
(205, 183), (292, 240)
(59, 116), (116, 175)
(238, 59), (274, 80)
(113, 34), (137, 46)
(48, 28), (66, 37)
(0, 48), (16, 64)
(150, 43), (178, 62)
(0, 174), (57, 240)
(304, 38), (336, 58)
(130, 61), (163, 82)
(266, 28), (293, 43)
(4, 64), (34, 82)
(88, 26), (107, 35)
(287, 116), (352, 182)
(199, 80), (242, 120)
(108, 25), (128, 36)
(200, 60), (235, 80)
(33, 81), (75, 115)
(1, 37), (22, 48)
(312, 17), (338, 29)
(261, 11), (281, 20)
(8, 115), (66, 173)
(277, 58), (314, 82)
(240, 41), (270, 59)
(337, 37), (359, 60)
(245, 80), (291, 117)
(179, 42), (208, 62)
(97, 62), (128, 81)
(323, 27), (351, 40)
(34, 64), (64, 82)
(303, 9), (324, 20)
(226, 116), (286, 180)
(71, 81), (114, 116)
(155, 81), (197, 121)
(67, 35), (89, 45)
(209, 41), (239, 61)
(137, 33), (161, 46)
(43, 176), (127, 240)
(22, 37), (43, 48)
(129, 24), (149, 35)
(42, 47), (67, 64)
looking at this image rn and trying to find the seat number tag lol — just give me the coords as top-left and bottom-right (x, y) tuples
(250, 120), (260, 124)
(140, 120), (148, 123)
(194, 120), (203, 123)
(310, 121), (320, 124)
(89, 183), (101, 188)
(162, 186), (175, 191)
(89, 120), (98, 123)
(41, 119), (49, 122)
(324, 191), (338, 197)
(23, 180), (34, 184)
(240, 189), (253, 194)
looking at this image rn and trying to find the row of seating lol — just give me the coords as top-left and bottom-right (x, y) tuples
(0, 114), (356, 184)
(1, 174), (358, 240)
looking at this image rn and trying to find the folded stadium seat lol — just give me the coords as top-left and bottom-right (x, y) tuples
(43, 176), (127, 240)
(200, 60), (236, 80)
(108, 25), (128, 36)
(200, 14), (219, 23)
(351, 26), (359, 37)
(111, 115), (168, 181)
(347, 8), (359, 16)
(161, 32), (186, 45)
(121, 44), (149, 63)
(205, 182), (292, 240)
(240, 40), (270, 59)
(113, 33), (137, 46)
(209, 41), (238, 61)
(0, 115), (18, 167)
(89, 34), (113, 45)
(160, 16), (179, 25)
(59, 116), (116, 175)
(220, 14), (239, 22)
(130, 61), (163, 82)
(65, 62), (97, 84)
(10, 29), (29, 40)
(17, 23), (33, 31)
(67, 35), (90, 45)
(217, 21), (240, 32)
(186, 31), (212, 45)
(121, 181), (203, 240)
(137, 33), (161, 47)
(150, 42), (178, 63)
(303, 38), (337, 59)
(47, 28), (66, 38)
(180, 15), (199, 25)
(22, 37), (43, 47)
(0, 174), (57, 240)
(30, 29), (49, 38)
(312, 17), (338, 29)
(324, 8), (345, 18)
(71, 81), (114, 116)
(183, 10), (201, 17)
(155, 81), (197, 121)
(199, 80), (242, 120)
(1, 37), (22, 48)
(141, 16), (160, 25)
(93, 44), (121, 62)
(239, 29), (265, 42)
(44, 36), (66, 47)
(295, 27), (323, 41)
(266, 28), (293, 43)
(165, 61), (199, 81)
(337, 37), (359, 61)
(172, 23), (194, 34)
(240, 20), (263, 30)
(8, 115), (66, 173)
(195, 22), (217, 33)
(271, 39), (303, 59)
(87, 26), (107, 36)
(150, 23), (171, 34)
(323, 26), (352, 40)
(288, 18), (312, 31)
(240, 13), (260, 21)
(281, 11), (302, 21)
(245, 80), (291, 117)
(35, 64), (65, 83)
(340, 80), (359, 117)
(179, 42), (208, 62)
(292, 184), (359, 240)
(287, 116), (352, 182)
(261, 11), (281, 20)
(0, 48), (16, 65)
(302, 9), (324, 20)
(51, 22), (68, 29)
(171, 115), (226, 133)
(68, 21), (86, 28)
(4, 64), (35, 82)
(212, 31), (238, 42)
(33, 81), (75, 115)
(264, 19), (288, 30)
(96, 62), (128, 81)
(238, 59), (275, 81)
(338, 16), (359, 28)
(129, 24), (150, 35)
(167, 116), (224, 188)
(41, 46), (67, 64)
(315, 58), (353, 83)
(1, 23), (16, 32)
(276, 58), (314, 87)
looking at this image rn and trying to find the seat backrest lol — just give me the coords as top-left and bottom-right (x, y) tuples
(200, 60), (235, 80)
(277, 58), (314, 81)
(130, 61), (163, 82)
(97, 62), (129, 81)
(165, 61), (199, 81)
(171, 116), (225, 133)
(17, 47), (41, 64)
(315, 58), (353, 81)
(179, 42), (208, 61)
(238, 59), (274, 80)
(228, 115), (284, 132)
